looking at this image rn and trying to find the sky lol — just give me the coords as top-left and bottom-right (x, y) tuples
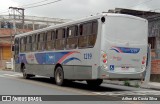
(0, 0), (159, 19)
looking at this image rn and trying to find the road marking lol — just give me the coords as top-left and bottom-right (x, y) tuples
(3, 74), (22, 77)
(0, 75), (7, 78)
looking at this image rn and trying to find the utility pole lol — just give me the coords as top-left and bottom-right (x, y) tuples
(9, 7), (25, 35)
(9, 7), (25, 46)
(9, 7), (25, 70)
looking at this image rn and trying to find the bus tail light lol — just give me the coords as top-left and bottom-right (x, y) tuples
(103, 59), (107, 63)
(103, 54), (107, 58)
(102, 53), (107, 64)
(142, 56), (147, 65)
(142, 61), (145, 64)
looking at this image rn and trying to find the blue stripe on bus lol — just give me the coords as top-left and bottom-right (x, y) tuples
(19, 54), (28, 64)
(17, 51), (81, 65)
(35, 52), (70, 64)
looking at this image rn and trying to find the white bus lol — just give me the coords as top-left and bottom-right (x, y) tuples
(14, 13), (148, 86)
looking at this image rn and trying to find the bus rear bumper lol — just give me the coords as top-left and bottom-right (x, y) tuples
(98, 67), (146, 80)
(106, 72), (145, 80)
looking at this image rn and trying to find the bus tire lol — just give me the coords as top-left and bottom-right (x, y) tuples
(86, 79), (103, 87)
(54, 66), (64, 86)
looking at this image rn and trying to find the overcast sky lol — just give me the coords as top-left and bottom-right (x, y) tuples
(0, 0), (160, 19)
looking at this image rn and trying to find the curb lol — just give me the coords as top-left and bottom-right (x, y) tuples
(103, 80), (142, 88)
(1, 69), (14, 71)
(103, 80), (160, 90)
(142, 84), (160, 91)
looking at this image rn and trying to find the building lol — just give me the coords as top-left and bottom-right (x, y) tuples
(108, 8), (160, 82)
(0, 15), (70, 69)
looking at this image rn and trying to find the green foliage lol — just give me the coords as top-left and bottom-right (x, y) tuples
(124, 80), (130, 86)
(134, 82), (140, 88)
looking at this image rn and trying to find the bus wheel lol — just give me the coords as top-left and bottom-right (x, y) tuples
(86, 79), (103, 87)
(55, 66), (64, 86)
(22, 65), (30, 79)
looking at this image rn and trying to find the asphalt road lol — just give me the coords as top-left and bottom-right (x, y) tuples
(0, 70), (159, 104)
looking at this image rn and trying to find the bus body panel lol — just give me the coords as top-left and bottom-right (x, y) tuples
(15, 18), (103, 80)
(99, 15), (148, 79)
(16, 47), (100, 79)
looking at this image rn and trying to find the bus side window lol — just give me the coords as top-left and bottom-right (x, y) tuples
(88, 21), (98, 47)
(79, 25), (83, 36)
(83, 22), (92, 35)
(20, 37), (26, 52)
(24, 37), (26, 52)
(26, 36), (29, 52)
(43, 33), (47, 42)
(26, 36), (32, 52)
(29, 35), (32, 51)
(38, 33), (44, 51)
(51, 31), (56, 49)
(32, 34), (35, 51)
(78, 23), (89, 48)
(14, 38), (19, 55)
(40, 33), (45, 51)
(33, 34), (38, 51)
(66, 26), (78, 49)
(40, 33), (43, 42)
(92, 21), (98, 34)
(55, 28), (65, 50)
(78, 21), (98, 48)
(37, 34), (40, 42)
(46, 31), (52, 50)
(20, 37), (22, 52)
(43, 32), (47, 50)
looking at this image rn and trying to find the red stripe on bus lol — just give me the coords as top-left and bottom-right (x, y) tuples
(57, 51), (80, 64)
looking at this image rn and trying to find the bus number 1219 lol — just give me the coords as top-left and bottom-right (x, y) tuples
(84, 53), (92, 59)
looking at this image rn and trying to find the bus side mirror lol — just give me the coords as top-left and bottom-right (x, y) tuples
(12, 45), (14, 51)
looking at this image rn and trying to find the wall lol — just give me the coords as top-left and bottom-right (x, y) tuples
(151, 60), (160, 82)
(0, 46), (11, 69)
(2, 46), (11, 60)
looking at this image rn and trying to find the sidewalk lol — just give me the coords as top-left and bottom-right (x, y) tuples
(103, 80), (160, 90)
(142, 82), (160, 90)
(0, 67), (14, 72)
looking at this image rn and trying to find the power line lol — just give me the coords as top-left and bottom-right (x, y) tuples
(0, 9), (9, 13)
(0, 0), (62, 15)
(19, 0), (51, 8)
(0, 0), (52, 13)
(0, 10), (9, 15)
(150, 8), (160, 12)
(128, 0), (154, 9)
(24, 0), (62, 9)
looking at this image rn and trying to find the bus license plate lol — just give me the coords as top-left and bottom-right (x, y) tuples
(121, 67), (129, 70)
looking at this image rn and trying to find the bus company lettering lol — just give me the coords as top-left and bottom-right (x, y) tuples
(112, 56), (122, 61)
(48, 56), (54, 59)
(111, 47), (140, 54)
(27, 54), (34, 61)
(131, 58), (140, 62)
